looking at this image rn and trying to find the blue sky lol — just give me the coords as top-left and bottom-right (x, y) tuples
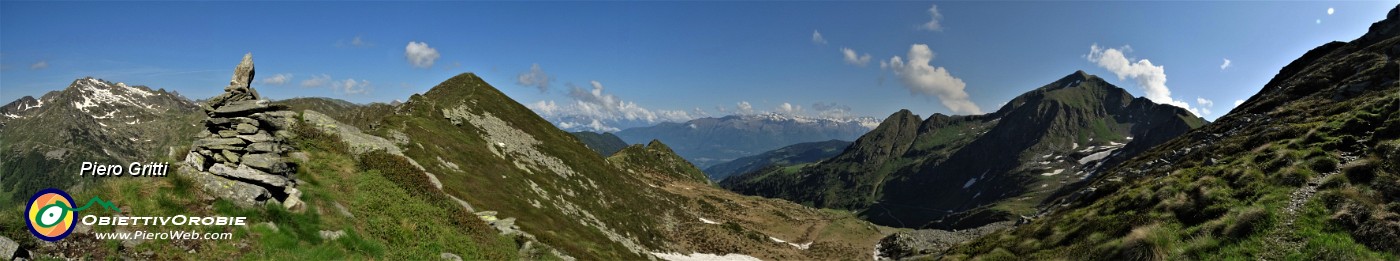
(2, 1), (1395, 131)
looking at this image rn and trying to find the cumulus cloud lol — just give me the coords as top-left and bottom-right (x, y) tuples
(30, 60), (48, 70)
(1220, 58), (1231, 70)
(842, 48), (872, 67)
(404, 41), (440, 69)
(776, 102), (803, 115)
(920, 4), (945, 31)
(332, 78), (370, 95)
(301, 74), (331, 87)
(527, 80), (697, 132)
(1196, 97), (1214, 107)
(736, 101), (755, 115)
(884, 44), (982, 115)
(1328, 7), (1335, 15)
(812, 30), (828, 45)
(261, 73), (292, 85)
(1234, 99), (1245, 107)
(1086, 44), (1201, 116)
(516, 63), (553, 92)
(298, 74), (367, 95)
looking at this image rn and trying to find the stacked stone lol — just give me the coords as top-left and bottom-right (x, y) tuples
(183, 53), (303, 210)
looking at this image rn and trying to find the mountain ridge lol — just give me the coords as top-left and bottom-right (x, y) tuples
(724, 70), (1207, 230)
(947, 5), (1399, 259)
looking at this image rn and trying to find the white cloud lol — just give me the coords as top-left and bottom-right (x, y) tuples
(736, 101), (754, 115)
(528, 80), (697, 132)
(812, 102), (853, 119)
(301, 74), (331, 87)
(1234, 99), (1245, 107)
(404, 41), (440, 69)
(30, 60), (48, 70)
(1196, 97), (1214, 116)
(884, 44), (982, 115)
(1086, 44), (1201, 116)
(332, 78), (370, 95)
(338, 35), (373, 48)
(1328, 7), (1335, 15)
(299, 74), (367, 94)
(1317, 19), (1322, 24)
(516, 63), (553, 92)
(1196, 97), (1214, 107)
(1220, 58), (1231, 70)
(261, 73), (293, 85)
(841, 48), (872, 67)
(812, 30), (828, 45)
(920, 4), (945, 31)
(776, 102), (803, 115)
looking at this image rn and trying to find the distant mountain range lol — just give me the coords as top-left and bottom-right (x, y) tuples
(0, 78), (203, 204)
(704, 139), (850, 181)
(615, 114), (877, 168)
(722, 71), (1207, 229)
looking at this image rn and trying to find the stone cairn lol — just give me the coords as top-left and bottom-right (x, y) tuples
(182, 53), (303, 210)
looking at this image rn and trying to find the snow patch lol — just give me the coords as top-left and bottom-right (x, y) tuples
(1078, 148), (1117, 165)
(1041, 169), (1064, 176)
(768, 237), (811, 250)
(790, 242), (812, 250)
(651, 252), (762, 261)
(93, 110), (118, 119)
(699, 218), (719, 225)
(1071, 142), (1079, 150)
(963, 178), (977, 189)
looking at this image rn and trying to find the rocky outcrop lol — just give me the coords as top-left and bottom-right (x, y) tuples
(1, 235), (28, 261)
(182, 53), (302, 210)
(875, 221), (1013, 260)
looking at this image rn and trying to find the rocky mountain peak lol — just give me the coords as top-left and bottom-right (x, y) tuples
(1359, 4), (1400, 44)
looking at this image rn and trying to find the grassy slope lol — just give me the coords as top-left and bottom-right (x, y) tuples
(2, 73), (895, 260)
(372, 73), (893, 259)
(607, 139), (897, 260)
(1, 113), (521, 260)
(945, 24), (1400, 259)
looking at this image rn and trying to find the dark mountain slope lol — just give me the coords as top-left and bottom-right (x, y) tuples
(949, 5), (1400, 259)
(570, 131), (630, 156)
(724, 71), (1206, 229)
